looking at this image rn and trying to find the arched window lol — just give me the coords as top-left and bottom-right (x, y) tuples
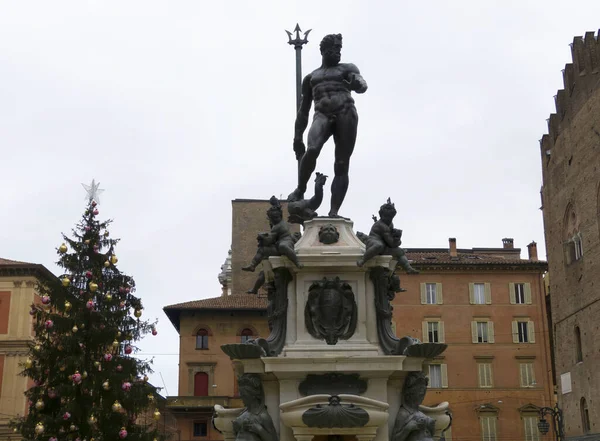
(575, 326), (583, 363)
(581, 397), (590, 433)
(196, 329), (209, 349)
(240, 328), (254, 343)
(194, 372), (209, 397)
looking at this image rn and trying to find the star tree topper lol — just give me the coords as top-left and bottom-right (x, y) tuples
(82, 179), (105, 204)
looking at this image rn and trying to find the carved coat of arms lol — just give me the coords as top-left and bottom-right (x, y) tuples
(304, 277), (357, 345)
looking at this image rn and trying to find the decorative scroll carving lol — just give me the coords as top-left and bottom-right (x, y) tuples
(299, 373), (367, 396)
(302, 396), (369, 428)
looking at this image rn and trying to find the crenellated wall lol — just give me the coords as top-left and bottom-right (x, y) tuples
(540, 30), (600, 155)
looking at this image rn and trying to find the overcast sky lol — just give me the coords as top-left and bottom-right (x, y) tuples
(1, 1), (598, 396)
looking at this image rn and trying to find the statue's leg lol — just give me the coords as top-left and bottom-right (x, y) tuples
(393, 249), (419, 274)
(330, 108), (358, 217)
(242, 251), (264, 272)
(278, 242), (304, 269)
(289, 113), (332, 201)
(357, 242), (385, 266)
(247, 271), (265, 294)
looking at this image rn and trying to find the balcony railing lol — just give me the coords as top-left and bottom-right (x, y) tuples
(165, 396), (243, 409)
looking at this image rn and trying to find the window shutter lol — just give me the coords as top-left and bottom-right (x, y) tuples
(469, 283), (475, 304)
(528, 321), (535, 343)
(420, 283), (427, 304)
(509, 283), (516, 304)
(529, 363), (536, 386)
(519, 363), (526, 387)
(484, 283), (492, 304)
(477, 363), (484, 387)
(471, 321), (478, 343)
(524, 283), (532, 304)
(441, 363), (448, 388)
(436, 283), (443, 304)
(422, 321), (429, 342)
(439, 321), (445, 343)
(487, 321), (495, 343)
(487, 363), (493, 387)
(512, 320), (519, 343)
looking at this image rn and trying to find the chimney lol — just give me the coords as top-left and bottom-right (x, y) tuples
(502, 238), (514, 249)
(527, 241), (538, 261)
(449, 238), (457, 257)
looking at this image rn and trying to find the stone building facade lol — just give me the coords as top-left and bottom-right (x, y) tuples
(540, 30), (600, 440)
(0, 258), (53, 441)
(164, 200), (554, 441)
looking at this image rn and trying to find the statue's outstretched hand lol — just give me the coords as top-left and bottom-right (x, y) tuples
(293, 139), (306, 160)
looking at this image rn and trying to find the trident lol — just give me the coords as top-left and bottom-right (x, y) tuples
(285, 24), (311, 113)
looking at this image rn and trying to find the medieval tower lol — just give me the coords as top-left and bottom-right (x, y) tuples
(540, 30), (600, 439)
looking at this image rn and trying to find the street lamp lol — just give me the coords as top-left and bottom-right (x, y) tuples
(537, 406), (564, 441)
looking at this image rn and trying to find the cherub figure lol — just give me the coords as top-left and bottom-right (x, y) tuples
(242, 197), (303, 272)
(287, 172), (328, 224)
(356, 198), (418, 273)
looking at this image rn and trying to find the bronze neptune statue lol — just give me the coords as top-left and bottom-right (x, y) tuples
(288, 33), (368, 217)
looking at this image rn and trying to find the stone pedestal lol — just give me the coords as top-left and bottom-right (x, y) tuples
(216, 217), (449, 441)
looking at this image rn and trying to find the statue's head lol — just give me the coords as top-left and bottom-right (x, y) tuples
(238, 373), (264, 408)
(267, 196), (283, 224)
(378, 198), (397, 223)
(402, 372), (428, 407)
(320, 34), (342, 66)
(318, 223), (340, 245)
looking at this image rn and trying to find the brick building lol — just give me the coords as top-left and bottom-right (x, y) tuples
(164, 200), (554, 441)
(540, 30), (600, 440)
(0, 258), (53, 441)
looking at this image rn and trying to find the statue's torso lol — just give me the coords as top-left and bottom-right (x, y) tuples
(310, 64), (357, 115)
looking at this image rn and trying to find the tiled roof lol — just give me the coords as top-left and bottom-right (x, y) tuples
(0, 257), (34, 265)
(164, 294), (267, 311)
(405, 249), (547, 269)
(163, 294), (267, 332)
(0, 257), (55, 280)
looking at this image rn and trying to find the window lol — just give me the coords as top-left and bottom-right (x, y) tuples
(429, 364), (441, 388)
(513, 320), (535, 343)
(477, 322), (488, 343)
(581, 397), (591, 433)
(478, 363), (493, 388)
(523, 416), (540, 441)
(194, 372), (209, 396)
(427, 363), (448, 388)
(420, 283), (442, 304)
(472, 320), (495, 343)
(193, 422), (208, 437)
(426, 283), (437, 304)
(196, 329), (209, 349)
(469, 283), (491, 304)
(510, 283), (532, 304)
(515, 283), (525, 304)
(574, 234), (583, 260)
(519, 362), (535, 387)
(480, 416), (497, 441)
(575, 326), (583, 363)
(428, 322), (439, 342)
(474, 283), (485, 304)
(240, 328), (254, 343)
(422, 320), (445, 343)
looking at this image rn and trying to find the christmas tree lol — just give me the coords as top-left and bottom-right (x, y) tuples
(12, 191), (162, 441)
